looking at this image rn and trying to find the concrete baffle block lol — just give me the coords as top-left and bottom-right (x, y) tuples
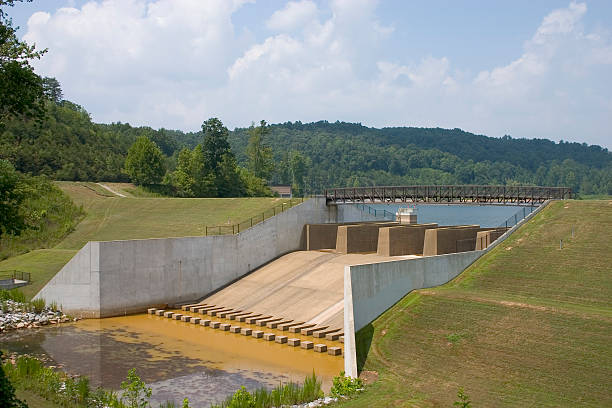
(314, 344), (327, 353)
(190, 317), (201, 324)
(326, 332), (342, 341)
(301, 341), (314, 350)
(340, 336), (344, 343)
(200, 319), (211, 327)
(163, 311), (173, 318)
(230, 326), (241, 333)
(241, 328), (252, 336)
(252, 330), (264, 338)
(228, 312), (250, 320)
(279, 322), (304, 331)
(219, 310), (240, 318)
(267, 320), (292, 329)
(301, 326), (328, 336)
(203, 307), (221, 315)
(263, 333), (276, 341)
(147, 308), (157, 314)
(208, 308), (228, 316)
(313, 329), (340, 338)
(328, 347), (342, 356)
(287, 338), (301, 347)
(155, 310), (165, 316)
(172, 314), (183, 320)
(247, 315), (271, 324)
(257, 318), (282, 327)
(290, 323), (315, 333)
(181, 315), (191, 322)
(275, 335), (288, 344)
(238, 314), (260, 322)
(210, 321), (221, 329)
(219, 323), (230, 331)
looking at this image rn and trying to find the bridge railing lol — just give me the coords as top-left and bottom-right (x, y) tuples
(325, 185), (571, 204)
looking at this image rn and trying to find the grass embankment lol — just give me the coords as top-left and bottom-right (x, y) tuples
(0, 182), (302, 299)
(339, 200), (612, 407)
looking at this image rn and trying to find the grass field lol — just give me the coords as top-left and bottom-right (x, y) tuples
(0, 182), (302, 299)
(337, 200), (612, 407)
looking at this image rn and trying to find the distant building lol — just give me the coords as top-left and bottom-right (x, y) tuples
(270, 185), (292, 198)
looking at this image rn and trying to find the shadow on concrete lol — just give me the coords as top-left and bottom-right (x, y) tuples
(355, 323), (374, 373)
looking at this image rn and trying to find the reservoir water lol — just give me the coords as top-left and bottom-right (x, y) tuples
(370, 203), (533, 227)
(2, 313), (343, 406)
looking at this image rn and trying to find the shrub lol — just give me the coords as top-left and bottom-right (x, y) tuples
(0, 289), (26, 303)
(330, 371), (363, 398)
(212, 372), (323, 408)
(30, 298), (46, 313)
(120, 368), (152, 408)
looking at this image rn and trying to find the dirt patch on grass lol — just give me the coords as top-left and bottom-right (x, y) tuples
(359, 370), (379, 385)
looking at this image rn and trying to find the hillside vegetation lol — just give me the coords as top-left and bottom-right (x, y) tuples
(0, 182), (302, 299)
(1, 101), (610, 196)
(337, 200), (611, 407)
(228, 122), (611, 195)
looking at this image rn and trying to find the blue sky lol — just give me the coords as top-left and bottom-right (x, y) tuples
(6, 1), (612, 147)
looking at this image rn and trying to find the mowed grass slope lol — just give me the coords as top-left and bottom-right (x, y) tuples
(54, 182), (293, 249)
(0, 182), (299, 299)
(339, 200), (612, 407)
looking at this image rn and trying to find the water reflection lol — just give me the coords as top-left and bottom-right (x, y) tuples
(1, 313), (343, 406)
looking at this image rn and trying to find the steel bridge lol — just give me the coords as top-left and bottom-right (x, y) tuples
(324, 185), (571, 205)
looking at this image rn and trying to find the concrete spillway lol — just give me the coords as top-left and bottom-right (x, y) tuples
(199, 251), (418, 331)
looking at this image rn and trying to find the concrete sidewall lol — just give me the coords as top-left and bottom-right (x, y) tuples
(36, 197), (335, 317)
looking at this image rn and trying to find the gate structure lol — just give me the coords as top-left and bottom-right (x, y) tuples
(325, 185), (571, 205)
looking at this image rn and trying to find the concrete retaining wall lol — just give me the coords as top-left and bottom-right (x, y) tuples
(422, 225), (481, 256)
(36, 197), (339, 318)
(376, 224), (438, 256)
(336, 223), (398, 254)
(343, 201), (551, 377)
(475, 228), (507, 250)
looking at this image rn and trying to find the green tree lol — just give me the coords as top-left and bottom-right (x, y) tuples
(0, 159), (26, 239)
(164, 145), (216, 197)
(246, 120), (274, 180)
(41, 76), (62, 104)
(290, 150), (308, 196)
(0, 0), (46, 128)
(237, 167), (272, 197)
(202, 117), (231, 175)
(124, 136), (165, 185)
(216, 153), (244, 197)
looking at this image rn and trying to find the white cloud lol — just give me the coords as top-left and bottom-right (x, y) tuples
(266, 0), (317, 32)
(21, 1), (612, 147)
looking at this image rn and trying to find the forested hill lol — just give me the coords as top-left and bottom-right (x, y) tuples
(1, 105), (610, 195)
(227, 121), (611, 195)
(232, 121), (611, 172)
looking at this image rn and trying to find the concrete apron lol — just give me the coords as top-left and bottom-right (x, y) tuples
(342, 200), (552, 377)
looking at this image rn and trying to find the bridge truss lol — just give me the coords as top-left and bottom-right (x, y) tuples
(324, 185), (571, 205)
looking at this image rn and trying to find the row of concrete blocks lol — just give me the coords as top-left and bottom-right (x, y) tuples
(172, 303), (344, 342)
(148, 308), (343, 356)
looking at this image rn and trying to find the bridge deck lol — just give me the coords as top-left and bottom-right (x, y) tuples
(325, 185), (571, 204)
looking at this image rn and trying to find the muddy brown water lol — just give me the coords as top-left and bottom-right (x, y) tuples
(1, 313), (343, 406)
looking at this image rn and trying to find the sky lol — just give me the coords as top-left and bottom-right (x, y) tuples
(6, 0), (612, 148)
